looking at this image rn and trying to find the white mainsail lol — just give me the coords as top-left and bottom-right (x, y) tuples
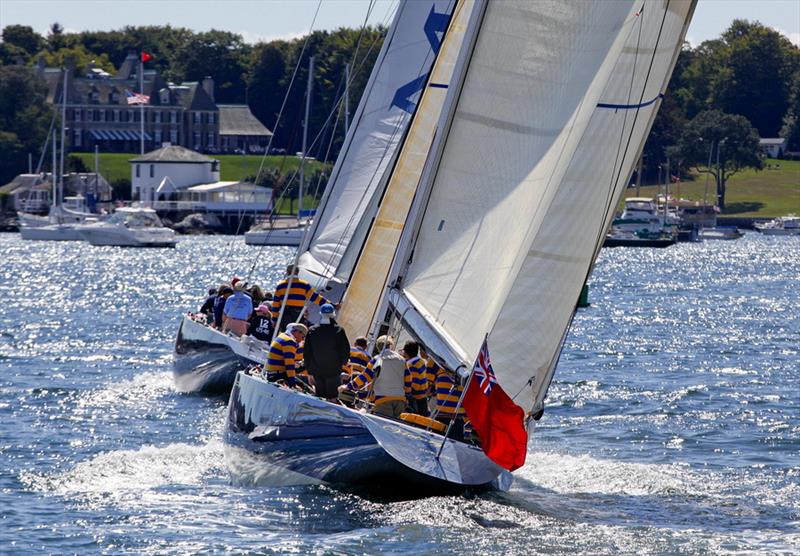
(297, 0), (456, 287)
(386, 0), (695, 415)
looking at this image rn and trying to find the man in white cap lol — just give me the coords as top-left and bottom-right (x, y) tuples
(304, 304), (350, 401)
(266, 322), (307, 387)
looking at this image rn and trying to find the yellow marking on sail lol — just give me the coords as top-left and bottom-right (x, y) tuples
(338, 0), (474, 338)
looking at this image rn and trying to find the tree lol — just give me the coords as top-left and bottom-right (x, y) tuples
(39, 45), (116, 75)
(669, 110), (763, 209)
(47, 22), (66, 51)
(704, 20), (799, 136)
(2, 25), (44, 57)
(172, 30), (250, 103)
(247, 42), (288, 134)
(0, 66), (54, 184)
(780, 73), (800, 152)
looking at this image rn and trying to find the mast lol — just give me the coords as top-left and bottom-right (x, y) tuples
(344, 63), (350, 134)
(59, 67), (67, 207)
(300, 55), (314, 222)
(140, 57), (145, 154)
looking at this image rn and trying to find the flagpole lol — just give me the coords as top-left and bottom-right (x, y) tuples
(139, 58), (145, 154)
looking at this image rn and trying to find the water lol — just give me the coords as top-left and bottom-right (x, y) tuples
(1, 233), (797, 554)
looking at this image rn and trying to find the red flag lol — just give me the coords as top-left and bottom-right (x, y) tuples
(140, 51), (154, 63)
(462, 338), (528, 471)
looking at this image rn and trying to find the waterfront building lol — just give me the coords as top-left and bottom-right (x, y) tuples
(38, 53), (272, 155)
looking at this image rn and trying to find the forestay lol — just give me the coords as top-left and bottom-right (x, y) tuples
(297, 0), (456, 286)
(396, 0), (694, 414)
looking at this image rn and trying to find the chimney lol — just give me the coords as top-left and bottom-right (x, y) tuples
(36, 55), (46, 76)
(202, 76), (214, 102)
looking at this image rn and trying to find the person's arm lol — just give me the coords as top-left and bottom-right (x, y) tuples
(284, 344), (297, 385)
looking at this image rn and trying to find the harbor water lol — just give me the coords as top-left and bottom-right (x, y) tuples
(0, 233), (797, 554)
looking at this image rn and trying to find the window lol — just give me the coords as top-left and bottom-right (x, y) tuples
(209, 112), (216, 124)
(73, 129), (82, 147)
(207, 132), (214, 147)
(149, 164), (154, 178)
(169, 129), (178, 143)
(154, 130), (162, 144)
(170, 111), (177, 124)
(154, 111), (161, 123)
(193, 131), (201, 148)
(136, 165), (140, 178)
(193, 112), (201, 124)
(87, 111), (93, 122)
(73, 109), (81, 122)
(160, 90), (170, 105)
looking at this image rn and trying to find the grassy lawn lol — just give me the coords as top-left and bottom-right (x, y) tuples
(625, 158), (800, 218)
(71, 152), (329, 184)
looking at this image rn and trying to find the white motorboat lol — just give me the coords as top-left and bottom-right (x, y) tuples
(754, 215), (800, 236)
(611, 197), (678, 237)
(699, 226), (743, 240)
(78, 207), (177, 247)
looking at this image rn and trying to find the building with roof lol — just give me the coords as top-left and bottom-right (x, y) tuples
(758, 138), (786, 158)
(39, 53), (272, 155)
(129, 145), (272, 216)
(0, 172), (113, 214)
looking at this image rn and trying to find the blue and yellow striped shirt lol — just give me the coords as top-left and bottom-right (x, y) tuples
(433, 366), (465, 417)
(406, 356), (428, 400)
(344, 347), (371, 376)
(270, 276), (330, 322)
(266, 332), (299, 384)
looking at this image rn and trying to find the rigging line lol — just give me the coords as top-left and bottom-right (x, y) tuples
(318, 23), (447, 279)
(592, 0), (672, 259)
(246, 0), (388, 281)
(226, 0), (324, 269)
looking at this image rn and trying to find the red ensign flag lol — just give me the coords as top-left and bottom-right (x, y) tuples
(462, 338), (528, 471)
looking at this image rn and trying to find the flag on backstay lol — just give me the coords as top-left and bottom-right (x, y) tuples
(462, 337), (528, 471)
(126, 90), (150, 105)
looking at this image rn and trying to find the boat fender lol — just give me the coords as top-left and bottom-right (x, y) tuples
(399, 412), (446, 433)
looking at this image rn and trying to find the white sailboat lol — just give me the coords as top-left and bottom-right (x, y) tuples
(174, 0), (453, 393)
(224, 0), (697, 494)
(19, 69), (105, 241)
(77, 206), (176, 247)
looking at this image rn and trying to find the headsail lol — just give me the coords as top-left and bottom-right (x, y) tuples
(337, 0), (475, 336)
(297, 0), (456, 289)
(387, 0), (696, 415)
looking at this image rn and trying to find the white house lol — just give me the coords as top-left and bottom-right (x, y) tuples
(129, 144), (272, 214)
(130, 144), (220, 202)
(759, 138), (786, 158)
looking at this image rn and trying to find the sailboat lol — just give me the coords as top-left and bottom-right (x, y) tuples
(244, 57), (316, 247)
(173, 0), (452, 394)
(19, 69), (105, 241)
(223, 0), (697, 493)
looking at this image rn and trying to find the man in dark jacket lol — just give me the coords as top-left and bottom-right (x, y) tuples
(303, 304), (350, 401)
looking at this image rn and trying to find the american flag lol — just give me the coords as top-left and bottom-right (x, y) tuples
(472, 337), (497, 395)
(126, 90), (150, 105)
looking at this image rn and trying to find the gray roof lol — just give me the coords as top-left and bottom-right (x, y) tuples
(0, 172), (111, 198)
(759, 138), (786, 146)
(130, 145), (216, 163)
(0, 173), (51, 194)
(218, 105), (273, 137)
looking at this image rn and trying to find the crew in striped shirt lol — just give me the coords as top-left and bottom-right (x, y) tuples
(429, 359), (466, 441)
(266, 323), (307, 386)
(344, 355), (411, 410)
(401, 341), (429, 416)
(270, 265), (333, 331)
(343, 336), (371, 384)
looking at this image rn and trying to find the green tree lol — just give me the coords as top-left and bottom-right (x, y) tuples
(0, 66), (54, 183)
(172, 30), (250, 103)
(47, 22), (66, 50)
(40, 45), (116, 75)
(2, 25), (44, 57)
(246, 42), (288, 134)
(780, 73), (800, 152)
(670, 110), (763, 209)
(704, 20), (799, 136)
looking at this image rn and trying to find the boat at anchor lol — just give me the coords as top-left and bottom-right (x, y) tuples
(224, 0), (697, 494)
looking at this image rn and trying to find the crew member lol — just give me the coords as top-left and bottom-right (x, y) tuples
(270, 265), (334, 333)
(303, 304), (350, 401)
(247, 303), (273, 342)
(430, 361), (466, 442)
(212, 285), (233, 329)
(222, 281), (252, 335)
(402, 341), (429, 416)
(343, 336), (370, 384)
(266, 323), (307, 387)
(339, 335), (410, 419)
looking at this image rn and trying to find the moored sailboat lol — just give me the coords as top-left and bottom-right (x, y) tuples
(224, 0), (697, 493)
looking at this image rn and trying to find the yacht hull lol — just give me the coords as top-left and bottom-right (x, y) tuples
(244, 228), (304, 246)
(224, 372), (511, 495)
(78, 227), (176, 247)
(20, 225), (84, 241)
(173, 315), (267, 394)
(603, 236), (676, 248)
